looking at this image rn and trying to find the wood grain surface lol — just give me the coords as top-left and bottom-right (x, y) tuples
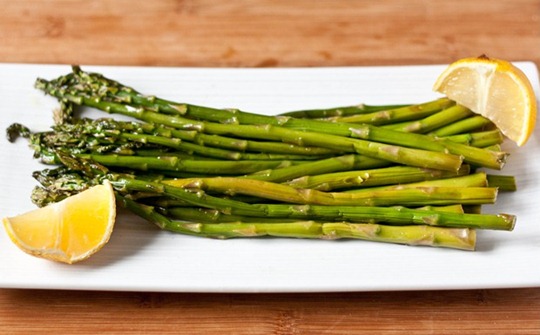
(1, 0), (540, 334)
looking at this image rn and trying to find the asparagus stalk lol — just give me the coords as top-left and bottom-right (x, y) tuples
(82, 154), (303, 175)
(345, 124), (507, 170)
(443, 130), (504, 148)
(30, 167), (92, 206)
(285, 165), (470, 191)
(40, 150), (303, 175)
(46, 69), (503, 169)
(51, 97), (466, 170)
(118, 132), (328, 161)
(280, 103), (412, 118)
(429, 115), (494, 137)
(316, 98), (455, 125)
(53, 68), (438, 126)
(153, 174), (488, 207)
(113, 180), (512, 229)
(163, 204), (466, 223)
(344, 173), (488, 197)
(381, 105), (473, 133)
(132, 118), (339, 156)
(25, 124), (390, 181)
(484, 144), (502, 152)
(19, 119), (334, 161)
(37, 69), (508, 170)
(111, 176), (511, 229)
(5, 67), (521, 253)
(245, 154), (389, 183)
(34, 166), (510, 231)
(119, 195), (476, 250)
(322, 222), (476, 250)
(160, 175), (497, 206)
(149, 154), (389, 182)
(37, 73), (465, 171)
(36, 69), (498, 161)
(164, 207), (303, 223)
(32, 162), (480, 213)
(487, 175), (517, 191)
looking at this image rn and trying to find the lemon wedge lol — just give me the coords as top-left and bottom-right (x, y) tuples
(433, 55), (537, 146)
(2, 181), (116, 264)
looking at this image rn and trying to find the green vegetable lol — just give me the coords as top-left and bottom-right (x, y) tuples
(4, 66), (520, 251)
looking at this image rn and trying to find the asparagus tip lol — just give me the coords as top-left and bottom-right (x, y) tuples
(6, 123), (31, 142)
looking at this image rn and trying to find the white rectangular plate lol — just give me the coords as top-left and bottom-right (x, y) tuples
(1, 63), (539, 293)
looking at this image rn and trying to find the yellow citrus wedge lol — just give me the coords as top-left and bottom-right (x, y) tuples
(433, 55), (537, 146)
(2, 181), (116, 264)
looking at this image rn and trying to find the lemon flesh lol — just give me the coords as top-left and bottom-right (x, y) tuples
(3, 181), (116, 264)
(433, 56), (537, 146)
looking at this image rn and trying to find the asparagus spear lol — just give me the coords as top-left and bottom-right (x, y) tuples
(344, 124), (507, 170)
(26, 127), (391, 181)
(285, 165), (470, 191)
(106, 117), (339, 156)
(429, 115), (494, 137)
(41, 69), (498, 155)
(315, 98), (455, 125)
(16, 119), (333, 161)
(56, 152), (305, 175)
(30, 167), (94, 206)
(163, 205), (466, 223)
(37, 68), (510, 171)
(443, 130), (504, 148)
(30, 157), (511, 231)
(49, 67), (439, 126)
(119, 195), (476, 250)
(484, 144), (501, 152)
(345, 173), (488, 193)
(245, 154), (389, 183)
(111, 176), (512, 229)
(138, 154), (389, 182)
(382, 105), (473, 133)
(322, 222), (476, 250)
(139, 121), (338, 155)
(487, 175), (517, 191)
(280, 103), (412, 118)
(37, 73), (506, 170)
(17, 69), (522, 249)
(65, 102), (465, 171)
(36, 72), (466, 171)
(159, 173), (497, 206)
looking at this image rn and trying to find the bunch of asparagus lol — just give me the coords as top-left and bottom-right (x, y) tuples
(7, 66), (518, 250)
